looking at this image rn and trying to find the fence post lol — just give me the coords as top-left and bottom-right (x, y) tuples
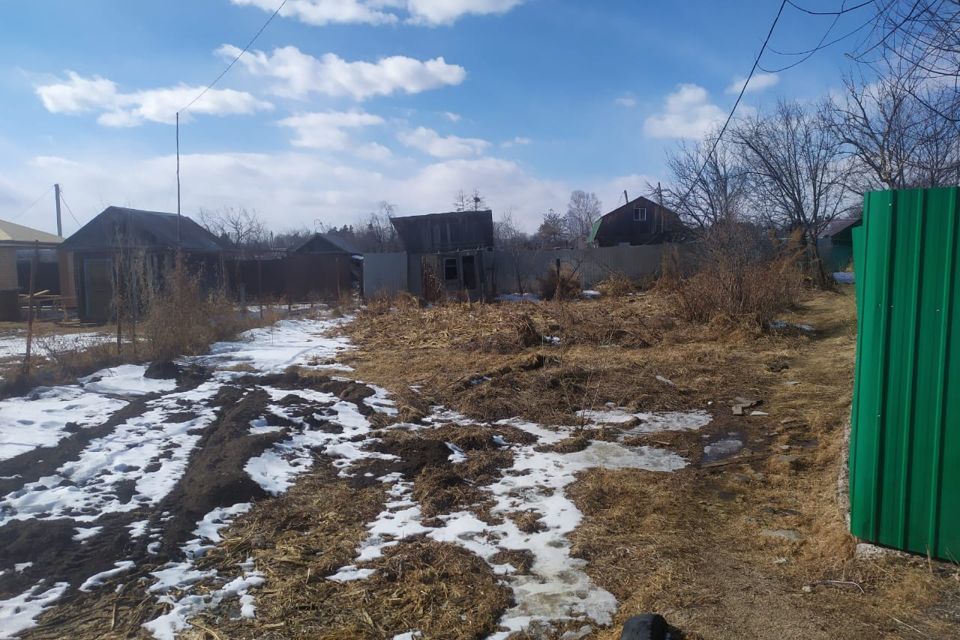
(21, 241), (39, 377)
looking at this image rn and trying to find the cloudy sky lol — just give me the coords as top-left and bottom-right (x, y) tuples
(1, 0), (873, 234)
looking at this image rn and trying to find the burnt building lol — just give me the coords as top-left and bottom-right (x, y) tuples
(390, 210), (495, 301)
(588, 196), (684, 247)
(59, 206), (227, 321)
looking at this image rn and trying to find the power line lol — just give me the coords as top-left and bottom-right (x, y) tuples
(179, 0), (288, 115)
(11, 185), (54, 221)
(671, 0), (789, 217)
(761, 4), (883, 72)
(786, 0), (874, 15)
(57, 190), (82, 228)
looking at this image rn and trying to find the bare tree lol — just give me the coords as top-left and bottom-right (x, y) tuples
(564, 190), (602, 241)
(471, 188), (487, 211)
(824, 67), (960, 192)
(852, 1), (960, 119)
(656, 129), (748, 229)
(733, 101), (851, 285)
(454, 189), (488, 212)
(494, 210), (534, 293)
(199, 207), (267, 248)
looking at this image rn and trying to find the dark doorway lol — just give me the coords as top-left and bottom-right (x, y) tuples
(462, 255), (477, 290)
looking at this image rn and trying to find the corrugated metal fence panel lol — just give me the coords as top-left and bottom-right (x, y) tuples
(363, 252), (408, 298)
(850, 187), (960, 561)
(494, 244), (678, 294)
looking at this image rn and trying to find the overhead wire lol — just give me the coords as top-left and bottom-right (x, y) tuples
(670, 0), (789, 216)
(11, 185), (54, 221)
(57, 189), (82, 228)
(178, 0), (288, 115)
(786, 0), (875, 15)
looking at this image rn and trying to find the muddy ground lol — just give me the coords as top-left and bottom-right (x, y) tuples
(4, 291), (959, 640)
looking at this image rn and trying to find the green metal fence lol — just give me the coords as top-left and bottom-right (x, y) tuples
(850, 187), (960, 561)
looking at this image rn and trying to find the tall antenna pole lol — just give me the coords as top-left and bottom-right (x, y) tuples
(54, 183), (62, 237)
(176, 112), (182, 246)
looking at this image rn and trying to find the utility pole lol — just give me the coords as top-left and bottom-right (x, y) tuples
(54, 184), (62, 237)
(176, 112), (182, 246)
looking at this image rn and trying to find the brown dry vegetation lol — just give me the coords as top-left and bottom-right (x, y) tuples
(336, 288), (960, 639)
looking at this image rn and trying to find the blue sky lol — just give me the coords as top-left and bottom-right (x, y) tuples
(0, 0), (875, 234)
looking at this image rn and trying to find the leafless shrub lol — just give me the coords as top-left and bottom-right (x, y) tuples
(671, 223), (804, 328)
(596, 272), (636, 298)
(538, 266), (581, 301)
(140, 255), (243, 361)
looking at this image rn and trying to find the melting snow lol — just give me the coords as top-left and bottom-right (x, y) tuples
(0, 581), (69, 638)
(0, 386), (127, 461)
(79, 561), (136, 592)
(200, 318), (352, 374)
(329, 412), (688, 636)
(79, 364), (177, 397)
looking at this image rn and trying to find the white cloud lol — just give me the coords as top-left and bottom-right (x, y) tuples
(221, 45), (466, 101)
(278, 110), (385, 150)
(501, 136), (531, 148)
(12, 151), (565, 233)
(442, 111), (462, 122)
(232, 0), (398, 26)
(726, 72), (779, 95)
(405, 0), (526, 25)
(35, 71), (272, 127)
(643, 84), (725, 139)
(230, 0), (527, 26)
(397, 126), (489, 158)
(615, 94), (637, 108)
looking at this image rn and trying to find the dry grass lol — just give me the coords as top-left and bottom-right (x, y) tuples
(340, 286), (960, 639)
(186, 464), (511, 640)
(671, 224), (805, 328)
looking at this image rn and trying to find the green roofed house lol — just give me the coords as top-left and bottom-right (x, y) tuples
(588, 195), (684, 247)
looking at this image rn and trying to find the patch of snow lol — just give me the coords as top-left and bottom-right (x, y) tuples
(73, 526), (103, 542)
(80, 364), (177, 397)
(14, 562), (32, 573)
(331, 413), (687, 637)
(581, 290), (601, 299)
(0, 383), (221, 526)
(364, 384), (398, 416)
(248, 417), (283, 435)
(446, 442), (467, 463)
(200, 318), (352, 374)
(0, 581), (69, 638)
(393, 632), (423, 640)
(79, 561), (136, 592)
(127, 520), (149, 539)
(0, 332), (113, 361)
(0, 385), (127, 461)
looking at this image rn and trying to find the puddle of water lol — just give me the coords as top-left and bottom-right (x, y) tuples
(702, 433), (745, 463)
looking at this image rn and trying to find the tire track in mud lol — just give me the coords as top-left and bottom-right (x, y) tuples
(0, 362), (385, 639)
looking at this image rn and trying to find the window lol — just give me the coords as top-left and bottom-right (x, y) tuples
(634, 207), (647, 222)
(444, 257), (459, 280)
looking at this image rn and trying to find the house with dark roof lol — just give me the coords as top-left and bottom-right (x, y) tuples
(389, 210), (495, 301)
(293, 232), (361, 257)
(822, 216), (862, 272)
(60, 206), (228, 321)
(588, 196), (684, 247)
